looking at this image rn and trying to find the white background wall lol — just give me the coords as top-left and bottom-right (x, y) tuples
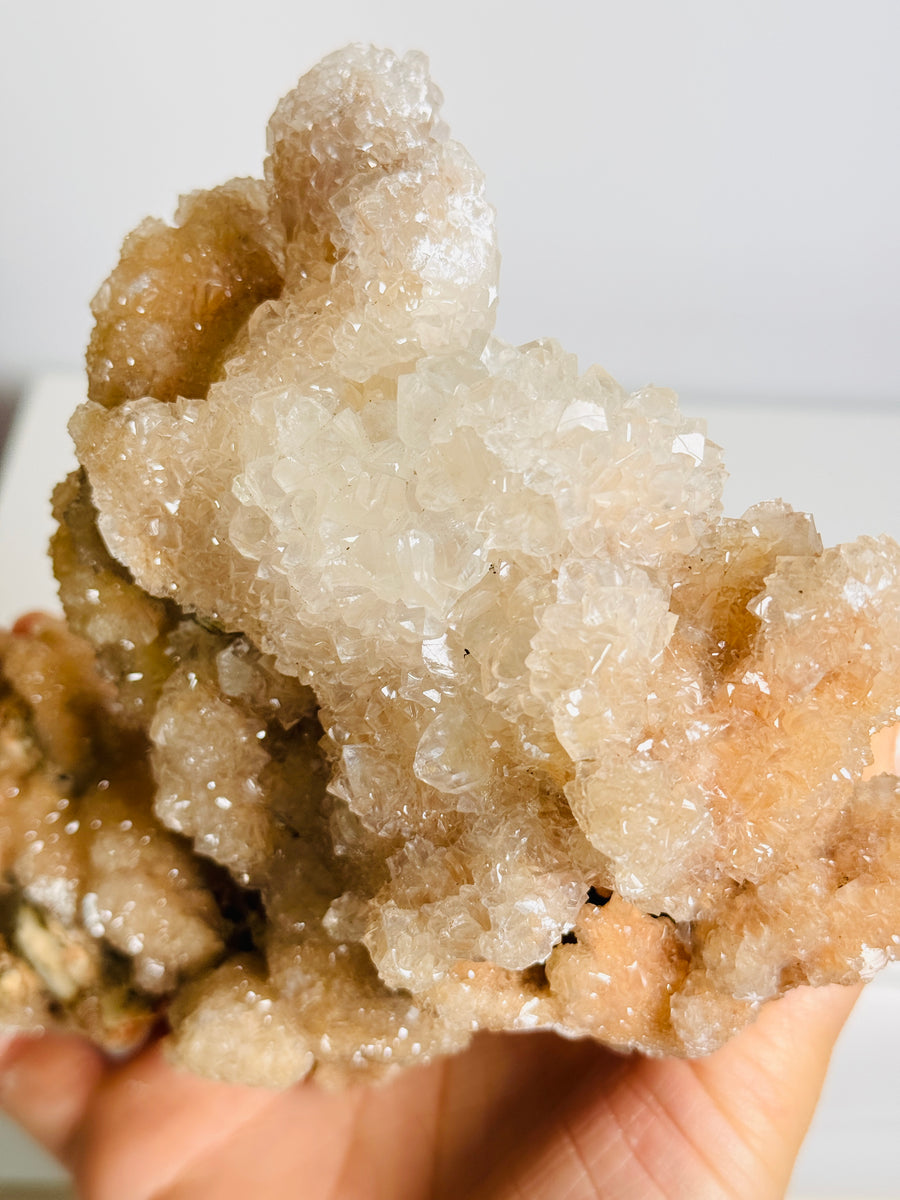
(2, 0), (898, 404)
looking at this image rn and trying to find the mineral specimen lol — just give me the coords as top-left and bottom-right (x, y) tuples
(2, 44), (900, 1086)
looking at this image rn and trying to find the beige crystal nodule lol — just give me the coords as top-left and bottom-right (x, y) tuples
(2, 45), (900, 1086)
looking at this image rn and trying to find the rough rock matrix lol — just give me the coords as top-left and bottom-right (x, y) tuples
(2, 45), (900, 1086)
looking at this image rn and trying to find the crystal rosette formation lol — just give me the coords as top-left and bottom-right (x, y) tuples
(1, 45), (899, 1086)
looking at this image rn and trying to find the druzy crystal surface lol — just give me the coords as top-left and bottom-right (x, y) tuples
(2, 45), (900, 1085)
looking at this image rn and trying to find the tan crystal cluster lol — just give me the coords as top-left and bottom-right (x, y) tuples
(2, 45), (900, 1085)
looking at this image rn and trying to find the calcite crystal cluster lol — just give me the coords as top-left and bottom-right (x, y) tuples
(2, 46), (900, 1086)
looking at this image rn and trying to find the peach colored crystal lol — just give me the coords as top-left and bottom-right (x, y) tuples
(1, 46), (899, 1086)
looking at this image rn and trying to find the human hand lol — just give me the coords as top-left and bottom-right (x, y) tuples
(0, 980), (857, 1199)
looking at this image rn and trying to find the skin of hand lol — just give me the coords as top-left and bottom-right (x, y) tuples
(0, 980), (858, 1200)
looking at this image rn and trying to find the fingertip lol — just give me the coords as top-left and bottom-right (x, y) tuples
(754, 981), (862, 1061)
(688, 982), (864, 1198)
(0, 1029), (109, 1162)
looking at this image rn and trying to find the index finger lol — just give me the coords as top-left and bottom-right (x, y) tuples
(0, 1029), (108, 1163)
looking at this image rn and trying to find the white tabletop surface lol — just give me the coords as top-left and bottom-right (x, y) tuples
(0, 374), (898, 1197)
